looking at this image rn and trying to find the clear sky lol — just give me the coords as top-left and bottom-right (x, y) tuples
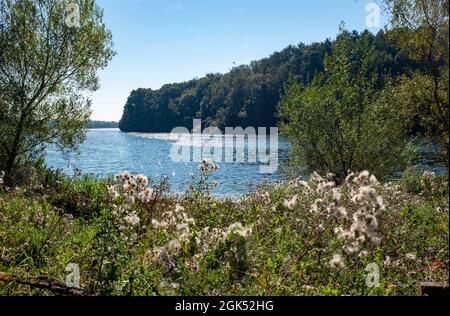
(91, 0), (386, 121)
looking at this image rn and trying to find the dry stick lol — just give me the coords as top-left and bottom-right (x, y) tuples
(0, 272), (89, 296)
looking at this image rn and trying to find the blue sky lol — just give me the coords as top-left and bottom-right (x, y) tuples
(91, 0), (386, 121)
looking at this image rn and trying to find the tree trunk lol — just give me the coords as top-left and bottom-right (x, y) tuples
(4, 151), (18, 186)
(3, 112), (26, 186)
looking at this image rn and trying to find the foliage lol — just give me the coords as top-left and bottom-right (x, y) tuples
(279, 28), (411, 181)
(87, 121), (118, 129)
(0, 0), (115, 184)
(0, 163), (448, 296)
(118, 30), (412, 133)
(378, 0), (449, 163)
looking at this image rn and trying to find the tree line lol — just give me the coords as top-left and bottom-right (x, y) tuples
(119, 30), (414, 133)
(88, 121), (119, 129)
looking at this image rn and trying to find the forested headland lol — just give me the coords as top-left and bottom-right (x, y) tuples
(88, 120), (119, 129)
(119, 30), (415, 133)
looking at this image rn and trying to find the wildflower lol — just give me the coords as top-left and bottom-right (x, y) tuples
(310, 171), (324, 183)
(255, 191), (271, 205)
(123, 212), (140, 227)
(170, 282), (180, 290)
(288, 178), (300, 188)
(146, 248), (175, 271)
(332, 188), (342, 201)
(174, 204), (185, 213)
(329, 254), (345, 269)
(166, 239), (181, 253)
(423, 171), (436, 181)
(125, 195), (135, 208)
(331, 171), (385, 256)
(232, 223), (252, 239)
(138, 188), (153, 202)
(310, 198), (324, 213)
(345, 172), (356, 183)
(119, 171), (131, 181)
(229, 222), (244, 231)
(107, 185), (120, 199)
(151, 219), (168, 229)
(335, 227), (346, 239)
(375, 196), (386, 212)
(365, 215), (378, 233)
(289, 178), (311, 191)
(199, 159), (211, 171)
(356, 235), (366, 244)
(328, 203), (347, 219)
(336, 207), (348, 219)
(345, 244), (359, 255)
(176, 223), (190, 234)
(358, 170), (370, 181)
(369, 175), (379, 186)
(319, 181), (335, 192)
(283, 195), (299, 210)
(136, 174), (149, 188)
(352, 186), (377, 204)
(358, 250), (369, 258)
(371, 236), (381, 245)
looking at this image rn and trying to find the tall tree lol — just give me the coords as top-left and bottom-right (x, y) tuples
(279, 28), (410, 181)
(379, 0), (449, 162)
(0, 0), (115, 183)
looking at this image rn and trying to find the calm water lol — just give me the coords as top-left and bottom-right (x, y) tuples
(45, 129), (447, 197)
(45, 129), (290, 197)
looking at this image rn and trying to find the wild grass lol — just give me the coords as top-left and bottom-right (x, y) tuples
(0, 164), (448, 296)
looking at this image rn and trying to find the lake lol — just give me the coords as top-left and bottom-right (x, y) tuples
(45, 129), (447, 197)
(45, 129), (290, 197)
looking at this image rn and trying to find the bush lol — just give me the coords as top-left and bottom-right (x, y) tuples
(399, 167), (448, 199)
(279, 29), (411, 182)
(0, 164), (448, 296)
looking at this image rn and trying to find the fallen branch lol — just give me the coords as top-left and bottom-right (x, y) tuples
(0, 272), (90, 296)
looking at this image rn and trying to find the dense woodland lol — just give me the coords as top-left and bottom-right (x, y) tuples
(119, 30), (415, 132)
(88, 121), (118, 129)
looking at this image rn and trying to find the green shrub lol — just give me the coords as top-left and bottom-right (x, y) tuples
(0, 165), (448, 296)
(279, 28), (411, 182)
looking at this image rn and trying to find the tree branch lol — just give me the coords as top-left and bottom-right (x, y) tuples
(0, 272), (90, 296)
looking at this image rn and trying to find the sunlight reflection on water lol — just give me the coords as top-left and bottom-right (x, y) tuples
(45, 129), (290, 198)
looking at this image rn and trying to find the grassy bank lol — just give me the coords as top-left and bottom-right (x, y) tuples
(0, 164), (448, 296)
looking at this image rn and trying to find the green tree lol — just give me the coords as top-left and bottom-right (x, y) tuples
(279, 28), (410, 181)
(379, 0), (449, 162)
(0, 0), (115, 184)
